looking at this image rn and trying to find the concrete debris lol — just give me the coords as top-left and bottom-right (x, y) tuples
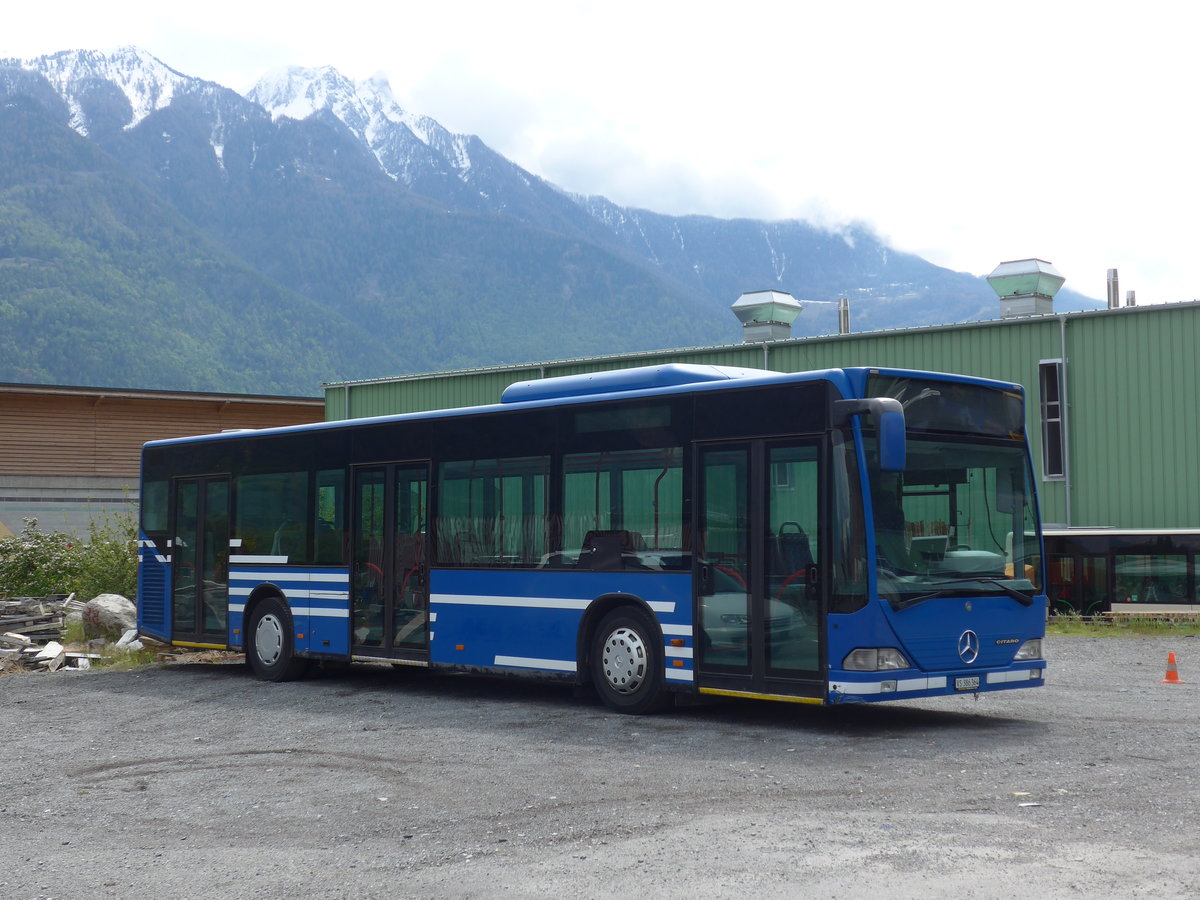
(115, 628), (144, 651)
(0, 596), (65, 642)
(34, 640), (66, 671)
(0, 595), (148, 674)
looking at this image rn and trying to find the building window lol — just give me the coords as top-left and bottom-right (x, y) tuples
(1039, 361), (1065, 479)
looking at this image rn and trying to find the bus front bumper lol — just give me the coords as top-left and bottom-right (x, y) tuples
(828, 664), (1046, 703)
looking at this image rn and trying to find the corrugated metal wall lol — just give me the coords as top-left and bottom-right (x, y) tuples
(326, 302), (1200, 531)
(1066, 304), (1200, 528)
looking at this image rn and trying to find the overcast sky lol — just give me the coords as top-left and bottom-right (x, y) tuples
(8, 1), (1197, 303)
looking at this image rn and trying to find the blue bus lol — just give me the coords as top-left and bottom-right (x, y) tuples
(137, 363), (1046, 713)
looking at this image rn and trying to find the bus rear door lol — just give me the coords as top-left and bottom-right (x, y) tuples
(170, 476), (231, 648)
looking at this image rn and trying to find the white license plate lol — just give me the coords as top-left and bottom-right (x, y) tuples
(955, 676), (980, 691)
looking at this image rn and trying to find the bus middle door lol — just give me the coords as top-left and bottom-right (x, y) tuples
(696, 440), (824, 699)
(352, 463), (430, 661)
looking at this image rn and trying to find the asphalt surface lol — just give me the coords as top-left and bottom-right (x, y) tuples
(3, 634), (1199, 899)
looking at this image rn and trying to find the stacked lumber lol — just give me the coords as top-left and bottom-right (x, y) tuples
(0, 596), (66, 640)
(0, 594), (94, 673)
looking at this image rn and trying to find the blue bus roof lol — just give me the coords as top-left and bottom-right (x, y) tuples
(499, 364), (767, 403)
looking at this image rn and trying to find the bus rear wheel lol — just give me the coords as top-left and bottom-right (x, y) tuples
(246, 596), (309, 682)
(591, 607), (669, 714)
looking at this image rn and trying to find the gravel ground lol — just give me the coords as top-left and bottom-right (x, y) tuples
(2, 634), (1199, 899)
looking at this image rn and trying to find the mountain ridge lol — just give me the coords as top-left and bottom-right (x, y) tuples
(0, 47), (1101, 395)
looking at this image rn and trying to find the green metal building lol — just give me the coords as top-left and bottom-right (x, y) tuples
(325, 299), (1198, 531)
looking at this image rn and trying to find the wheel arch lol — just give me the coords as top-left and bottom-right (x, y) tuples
(576, 592), (662, 688)
(242, 583), (289, 649)
(243, 586), (310, 681)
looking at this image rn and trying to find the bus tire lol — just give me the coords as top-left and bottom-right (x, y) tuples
(591, 607), (670, 714)
(246, 596), (309, 682)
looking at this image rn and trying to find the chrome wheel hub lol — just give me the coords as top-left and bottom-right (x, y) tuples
(255, 612), (284, 666)
(601, 626), (648, 695)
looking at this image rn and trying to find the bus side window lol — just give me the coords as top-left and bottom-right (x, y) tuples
(436, 456), (549, 567)
(560, 447), (684, 569)
(236, 471), (309, 561)
(315, 469), (345, 565)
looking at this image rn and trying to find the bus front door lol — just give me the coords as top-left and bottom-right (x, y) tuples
(696, 441), (824, 698)
(352, 464), (430, 660)
(170, 476), (230, 647)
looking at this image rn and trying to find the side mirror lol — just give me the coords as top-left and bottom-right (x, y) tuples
(832, 397), (906, 472)
(877, 404), (906, 472)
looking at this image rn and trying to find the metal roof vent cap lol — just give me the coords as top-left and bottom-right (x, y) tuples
(986, 258), (1065, 318)
(732, 290), (803, 342)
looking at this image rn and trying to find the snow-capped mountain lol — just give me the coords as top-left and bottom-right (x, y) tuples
(247, 63), (610, 240)
(4, 47), (254, 144)
(240, 61), (1041, 316)
(21, 46), (200, 133)
(0, 47), (1100, 393)
(249, 66), (462, 183)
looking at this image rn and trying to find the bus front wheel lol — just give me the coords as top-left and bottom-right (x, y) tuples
(246, 596), (309, 682)
(591, 607), (669, 714)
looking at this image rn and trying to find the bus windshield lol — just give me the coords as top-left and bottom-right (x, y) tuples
(868, 436), (1041, 606)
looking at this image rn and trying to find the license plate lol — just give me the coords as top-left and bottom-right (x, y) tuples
(955, 676), (980, 691)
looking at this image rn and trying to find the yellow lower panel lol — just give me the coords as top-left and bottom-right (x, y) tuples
(172, 641), (228, 650)
(699, 687), (824, 705)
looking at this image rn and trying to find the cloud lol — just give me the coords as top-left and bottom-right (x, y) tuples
(7, 0), (1197, 302)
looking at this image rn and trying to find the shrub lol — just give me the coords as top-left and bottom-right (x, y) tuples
(0, 518), (84, 598)
(74, 510), (139, 602)
(0, 512), (137, 602)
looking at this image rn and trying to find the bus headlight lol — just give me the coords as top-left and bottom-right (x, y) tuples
(843, 648), (910, 671)
(1013, 639), (1043, 661)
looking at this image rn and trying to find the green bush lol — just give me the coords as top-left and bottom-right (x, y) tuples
(0, 512), (138, 602)
(74, 510), (139, 602)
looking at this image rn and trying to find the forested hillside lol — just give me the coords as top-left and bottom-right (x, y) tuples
(0, 49), (1101, 394)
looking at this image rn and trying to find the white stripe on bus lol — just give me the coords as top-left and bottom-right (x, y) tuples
(830, 676), (949, 695)
(229, 601), (348, 618)
(987, 669), (1042, 684)
(229, 587), (349, 600)
(433, 593), (675, 614)
(493, 655), (577, 672)
(228, 570), (349, 584)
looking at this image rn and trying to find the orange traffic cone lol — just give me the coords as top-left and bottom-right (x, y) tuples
(1161, 652), (1185, 684)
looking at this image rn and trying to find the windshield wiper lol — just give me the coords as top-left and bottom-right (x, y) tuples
(885, 578), (1036, 612)
(974, 578), (1035, 606)
(926, 577), (1035, 606)
(887, 589), (958, 612)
